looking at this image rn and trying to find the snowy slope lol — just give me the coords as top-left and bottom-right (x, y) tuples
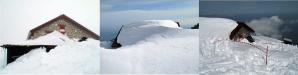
(101, 20), (199, 74)
(0, 31), (100, 74)
(199, 17), (298, 75)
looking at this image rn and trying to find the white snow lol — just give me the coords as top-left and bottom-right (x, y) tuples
(13, 31), (75, 45)
(0, 48), (5, 71)
(199, 17), (298, 75)
(117, 20), (181, 46)
(100, 20), (199, 74)
(0, 31), (100, 74)
(284, 38), (292, 42)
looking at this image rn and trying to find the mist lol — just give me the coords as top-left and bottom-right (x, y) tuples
(246, 16), (291, 40)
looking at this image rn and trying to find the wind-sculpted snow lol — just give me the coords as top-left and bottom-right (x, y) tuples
(117, 20), (182, 46)
(0, 32), (100, 74)
(200, 17), (298, 75)
(101, 20), (199, 74)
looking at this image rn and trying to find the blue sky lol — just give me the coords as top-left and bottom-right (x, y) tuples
(100, 0), (199, 30)
(200, 1), (298, 14)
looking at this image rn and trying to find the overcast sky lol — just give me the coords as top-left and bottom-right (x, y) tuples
(200, 1), (298, 14)
(0, 0), (99, 44)
(100, 0), (199, 30)
(200, 1), (298, 41)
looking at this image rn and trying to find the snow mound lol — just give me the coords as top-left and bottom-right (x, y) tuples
(15, 31), (75, 45)
(123, 20), (180, 28)
(200, 17), (298, 75)
(101, 20), (199, 74)
(199, 17), (238, 39)
(1, 39), (100, 74)
(0, 31), (100, 74)
(117, 20), (182, 46)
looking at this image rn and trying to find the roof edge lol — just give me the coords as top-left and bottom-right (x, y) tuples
(28, 14), (100, 40)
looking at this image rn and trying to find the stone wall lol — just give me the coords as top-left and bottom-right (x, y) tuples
(29, 18), (98, 40)
(233, 27), (253, 41)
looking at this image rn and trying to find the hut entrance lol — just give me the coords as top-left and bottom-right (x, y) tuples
(230, 22), (255, 42)
(1, 45), (56, 65)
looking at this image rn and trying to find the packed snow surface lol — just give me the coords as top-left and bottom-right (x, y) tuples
(199, 17), (298, 75)
(101, 20), (199, 74)
(0, 31), (100, 74)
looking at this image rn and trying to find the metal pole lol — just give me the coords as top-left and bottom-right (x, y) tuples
(266, 46), (268, 65)
(282, 43), (283, 51)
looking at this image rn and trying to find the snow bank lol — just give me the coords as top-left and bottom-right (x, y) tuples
(100, 41), (113, 49)
(200, 17), (298, 75)
(11, 31), (75, 45)
(0, 31), (100, 74)
(101, 20), (199, 74)
(117, 20), (182, 46)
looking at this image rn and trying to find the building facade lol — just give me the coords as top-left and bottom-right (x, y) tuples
(230, 22), (255, 41)
(232, 27), (253, 41)
(28, 14), (99, 40)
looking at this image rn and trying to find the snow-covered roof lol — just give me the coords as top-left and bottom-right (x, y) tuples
(123, 20), (180, 28)
(114, 20), (181, 47)
(100, 20), (199, 73)
(199, 17), (238, 39)
(284, 38), (292, 42)
(230, 22), (255, 40)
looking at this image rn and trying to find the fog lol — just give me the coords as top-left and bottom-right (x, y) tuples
(0, 0), (99, 44)
(246, 16), (291, 39)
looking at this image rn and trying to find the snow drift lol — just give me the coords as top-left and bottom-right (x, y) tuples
(18, 31), (74, 45)
(101, 20), (199, 74)
(199, 17), (298, 75)
(117, 20), (181, 46)
(0, 31), (100, 74)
